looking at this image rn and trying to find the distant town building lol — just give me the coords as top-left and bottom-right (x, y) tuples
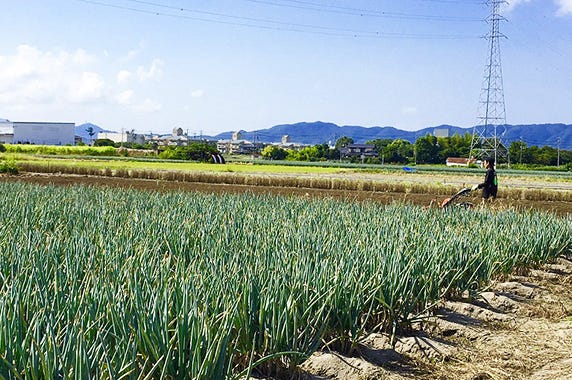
(340, 144), (378, 158)
(217, 139), (264, 155)
(446, 157), (477, 167)
(0, 125), (12, 144)
(281, 135), (291, 144)
(232, 131), (243, 141)
(0, 120), (75, 145)
(97, 131), (145, 145)
(433, 128), (450, 138)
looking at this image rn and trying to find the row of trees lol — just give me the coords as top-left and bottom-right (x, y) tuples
(82, 134), (571, 167)
(261, 134), (474, 165)
(261, 133), (571, 168)
(158, 142), (219, 161)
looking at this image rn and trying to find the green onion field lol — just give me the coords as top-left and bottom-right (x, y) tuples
(0, 182), (570, 378)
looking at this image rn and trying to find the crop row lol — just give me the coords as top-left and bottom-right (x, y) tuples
(14, 161), (572, 202)
(0, 182), (570, 378)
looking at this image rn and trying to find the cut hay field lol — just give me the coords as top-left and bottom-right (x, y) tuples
(4, 154), (572, 215)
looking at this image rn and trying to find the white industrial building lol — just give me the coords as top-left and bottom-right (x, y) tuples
(0, 120), (75, 145)
(97, 131), (145, 145)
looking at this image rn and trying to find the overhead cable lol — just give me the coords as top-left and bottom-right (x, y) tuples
(74, 0), (482, 39)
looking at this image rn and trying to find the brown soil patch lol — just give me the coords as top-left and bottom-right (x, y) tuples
(300, 257), (572, 380)
(1, 173), (571, 216)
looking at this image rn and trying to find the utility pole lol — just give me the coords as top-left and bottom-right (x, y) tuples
(519, 136), (523, 164)
(557, 137), (561, 167)
(470, 0), (508, 166)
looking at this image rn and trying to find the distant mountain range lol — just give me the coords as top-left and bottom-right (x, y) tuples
(75, 121), (571, 150)
(212, 122), (572, 150)
(75, 123), (113, 143)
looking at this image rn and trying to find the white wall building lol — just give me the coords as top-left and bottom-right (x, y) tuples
(0, 125), (13, 144)
(0, 121), (75, 145)
(433, 128), (450, 138)
(97, 131), (145, 145)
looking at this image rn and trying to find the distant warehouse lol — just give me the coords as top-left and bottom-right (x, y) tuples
(0, 120), (75, 145)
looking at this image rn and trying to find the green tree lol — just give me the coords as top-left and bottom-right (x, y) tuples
(94, 138), (115, 147)
(438, 133), (472, 161)
(159, 142), (219, 162)
(414, 134), (441, 164)
(366, 139), (393, 164)
(366, 139), (392, 154)
(261, 145), (288, 160)
(335, 136), (354, 150)
(385, 139), (413, 164)
(292, 146), (320, 161)
(509, 141), (530, 164)
(315, 143), (338, 160)
(86, 126), (95, 139)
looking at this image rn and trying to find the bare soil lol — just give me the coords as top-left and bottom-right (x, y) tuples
(1, 172), (571, 216)
(299, 256), (572, 380)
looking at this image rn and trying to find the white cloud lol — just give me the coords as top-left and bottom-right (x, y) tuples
(191, 89), (204, 98)
(0, 44), (164, 117)
(71, 49), (97, 65)
(401, 106), (417, 115)
(137, 59), (163, 82)
(131, 98), (162, 113)
(503, 0), (572, 15)
(117, 70), (133, 84)
(503, 0), (532, 12)
(119, 42), (146, 63)
(122, 49), (139, 62)
(115, 90), (135, 105)
(67, 72), (105, 103)
(555, 0), (572, 15)
(115, 89), (163, 115)
(0, 45), (103, 105)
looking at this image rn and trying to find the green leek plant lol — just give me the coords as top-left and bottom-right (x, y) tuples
(0, 182), (569, 378)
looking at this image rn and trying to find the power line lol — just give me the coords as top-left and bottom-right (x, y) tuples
(241, 0), (484, 22)
(415, 0), (484, 3)
(123, 0), (396, 36)
(73, 0), (370, 37)
(74, 0), (483, 39)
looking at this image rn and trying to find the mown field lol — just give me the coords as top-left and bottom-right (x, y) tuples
(0, 181), (570, 379)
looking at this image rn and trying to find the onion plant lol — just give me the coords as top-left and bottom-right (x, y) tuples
(0, 182), (569, 378)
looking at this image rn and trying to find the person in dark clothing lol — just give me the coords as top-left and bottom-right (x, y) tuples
(472, 157), (498, 200)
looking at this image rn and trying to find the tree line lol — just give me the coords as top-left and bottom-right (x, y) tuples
(261, 133), (572, 169)
(69, 133), (572, 169)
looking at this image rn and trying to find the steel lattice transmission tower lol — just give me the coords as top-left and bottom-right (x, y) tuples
(470, 0), (508, 165)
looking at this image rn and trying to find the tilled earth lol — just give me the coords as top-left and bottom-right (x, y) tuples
(299, 257), (572, 380)
(1, 173), (571, 216)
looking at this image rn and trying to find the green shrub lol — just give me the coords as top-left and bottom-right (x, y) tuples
(0, 158), (18, 174)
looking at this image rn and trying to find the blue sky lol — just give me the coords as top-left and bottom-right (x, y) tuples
(1, 0), (571, 135)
